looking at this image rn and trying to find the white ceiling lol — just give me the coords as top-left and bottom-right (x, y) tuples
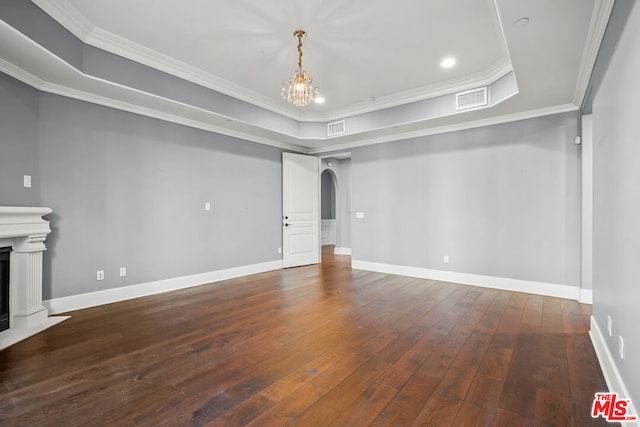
(59, 0), (511, 120)
(1, 0), (613, 152)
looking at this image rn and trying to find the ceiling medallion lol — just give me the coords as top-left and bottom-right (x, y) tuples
(281, 30), (318, 107)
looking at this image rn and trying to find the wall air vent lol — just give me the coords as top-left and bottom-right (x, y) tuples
(456, 87), (488, 111)
(327, 120), (346, 137)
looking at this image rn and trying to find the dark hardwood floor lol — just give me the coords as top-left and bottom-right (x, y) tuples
(0, 247), (611, 426)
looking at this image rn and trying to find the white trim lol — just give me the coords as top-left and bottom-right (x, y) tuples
(311, 103), (579, 154)
(308, 61), (513, 122)
(31, 0), (515, 123)
(579, 288), (593, 305)
(43, 260), (283, 315)
(333, 247), (352, 256)
(352, 260), (582, 301)
(590, 317), (640, 426)
(573, 0), (616, 106)
(30, 0), (95, 41)
(40, 81), (307, 153)
(0, 10), (591, 154)
(0, 58), (46, 89)
(0, 18), (576, 154)
(0, 21), (309, 154)
(30, 0), (300, 121)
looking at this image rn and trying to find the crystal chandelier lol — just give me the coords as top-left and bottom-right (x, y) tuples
(281, 30), (317, 107)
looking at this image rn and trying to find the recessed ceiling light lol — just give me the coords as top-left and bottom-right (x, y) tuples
(314, 95), (325, 104)
(440, 57), (456, 68)
(515, 17), (530, 26)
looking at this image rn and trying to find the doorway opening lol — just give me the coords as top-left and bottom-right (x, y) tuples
(319, 153), (351, 261)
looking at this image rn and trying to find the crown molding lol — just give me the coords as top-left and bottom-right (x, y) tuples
(41, 82), (308, 152)
(83, 26), (301, 119)
(0, 18), (514, 154)
(310, 103), (579, 154)
(0, 58), (308, 154)
(0, 17), (310, 152)
(31, 0), (94, 40)
(298, 60), (513, 122)
(31, 0), (514, 124)
(573, 0), (615, 106)
(2, 44), (578, 157)
(31, 0), (303, 120)
(3, 6), (584, 154)
(0, 57), (45, 89)
(298, 0), (513, 123)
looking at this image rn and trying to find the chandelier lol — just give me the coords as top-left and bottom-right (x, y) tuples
(281, 30), (317, 107)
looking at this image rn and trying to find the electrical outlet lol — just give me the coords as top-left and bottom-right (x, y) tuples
(607, 315), (612, 337)
(619, 336), (624, 360)
(278, 247), (282, 254)
(119, 267), (127, 277)
(96, 270), (104, 281)
(444, 255), (449, 264)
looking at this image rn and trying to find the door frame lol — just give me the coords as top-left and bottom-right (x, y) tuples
(318, 153), (351, 256)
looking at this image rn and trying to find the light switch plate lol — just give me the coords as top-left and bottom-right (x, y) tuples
(23, 175), (31, 188)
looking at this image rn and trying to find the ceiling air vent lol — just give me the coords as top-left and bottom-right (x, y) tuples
(456, 87), (488, 111)
(327, 120), (346, 137)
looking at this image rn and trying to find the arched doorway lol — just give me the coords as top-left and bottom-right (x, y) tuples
(320, 154), (352, 259)
(320, 168), (337, 248)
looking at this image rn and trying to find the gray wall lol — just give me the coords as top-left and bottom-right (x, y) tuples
(0, 73), (40, 206)
(351, 112), (581, 286)
(321, 170), (336, 219)
(0, 69), (284, 300)
(339, 159), (352, 249)
(37, 93), (283, 299)
(592, 0), (640, 406)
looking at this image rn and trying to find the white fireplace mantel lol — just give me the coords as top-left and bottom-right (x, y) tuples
(0, 206), (68, 350)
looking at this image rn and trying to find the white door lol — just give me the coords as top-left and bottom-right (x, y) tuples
(282, 153), (320, 268)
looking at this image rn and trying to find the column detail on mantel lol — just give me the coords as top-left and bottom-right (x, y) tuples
(0, 206), (67, 350)
(12, 235), (49, 328)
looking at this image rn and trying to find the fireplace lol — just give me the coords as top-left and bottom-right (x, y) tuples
(0, 206), (68, 350)
(0, 247), (9, 332)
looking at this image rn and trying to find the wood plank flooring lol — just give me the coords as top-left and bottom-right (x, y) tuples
(0, 247), (611, 426)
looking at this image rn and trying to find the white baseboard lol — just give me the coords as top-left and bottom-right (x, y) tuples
(333, 247), (352, 256)
(590, 316), (639, 426)
(351, 259), (585, 302)
(44, 260), (283, 315)
(579, 288), (593, 304)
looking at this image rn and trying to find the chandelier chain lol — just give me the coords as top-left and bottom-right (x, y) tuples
(297, 34), (303, 69)
(281, 30), (317, 107)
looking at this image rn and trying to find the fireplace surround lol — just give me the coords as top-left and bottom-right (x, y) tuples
(0, 206), (67, 350)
